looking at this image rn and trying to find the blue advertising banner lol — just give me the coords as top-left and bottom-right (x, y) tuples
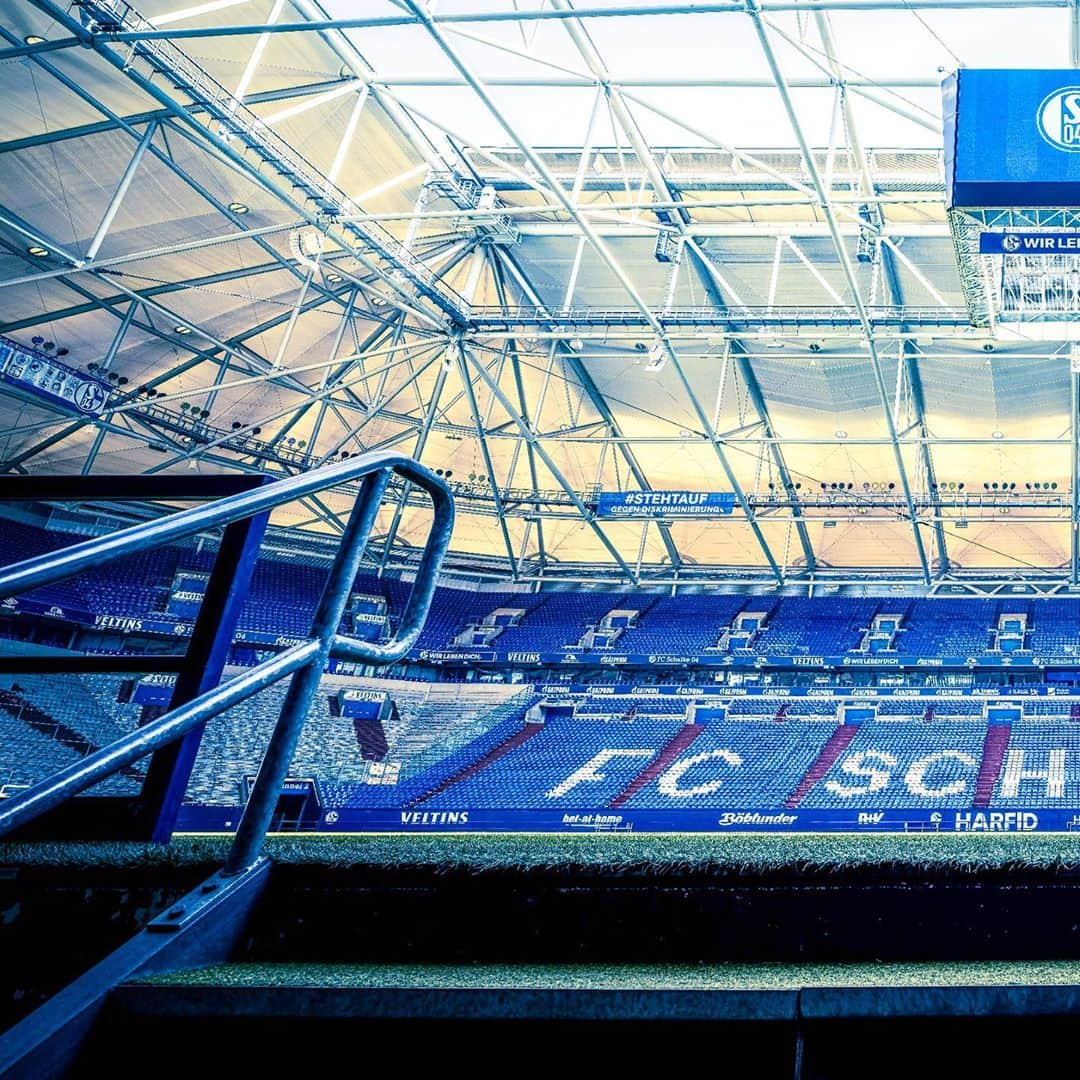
(596, 491), (735, 518)
(417, 647), (499, 663)
(980, 231), (1080, 254)
(408, 647), (1080, 669)
(2, 595), (95, 624)
(945, 70), (1080, 208)
(133, 674), (177, 707)
(175, 805), (1080, 834)
(534, 683), (1080, 698)
(0, 336), (110, 415)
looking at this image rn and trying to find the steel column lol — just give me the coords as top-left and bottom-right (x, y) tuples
(454, 335), (520, 577)
(490, 259), (547, 566)
(881, 243), (952, 574)
(141, 499), (271, 841)
(496, 248), (684, 569)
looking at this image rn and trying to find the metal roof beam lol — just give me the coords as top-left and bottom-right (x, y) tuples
(0, 264), (360, 471)
(375, 357), (452, 570)
(92, 0), (1071, 41)
(402, 0), (702, 573)
(745, 0), (932, 584)
(0, 30), (358, 319)
(880, 244), (952, 575)
(376, 244), (490, 570)
(513, 222), (950, 238)
(462, 341), (640, 582)
(25, 0), (466, 327)
(489, 257), (548, 568)
(511, 0), (779, 576)
(398, 0), (667, 334)
(815, 5), (948, 576)
(0, 35), (81, 61)
(142, 336), (446, 472)
(0, 77), (362, 155)
(679, 242), (818, 571)
(454, 337), (521, 579)
(364, 76), (939, 89)
(495, 246), (684, 570)
(1, 259), (293, 334)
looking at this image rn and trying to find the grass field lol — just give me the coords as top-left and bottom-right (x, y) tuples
(5, 831), (1080, 871)
(137, 958), (1080, 990)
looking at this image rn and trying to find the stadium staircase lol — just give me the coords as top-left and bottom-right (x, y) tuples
(8, 834), (1080, 1079)
(785, 725), (860, 808)
(609, 723), (704, 808)
(352, 712), (390, 762)
(0, 689), (145, 785)
(973, 724), (1012, 808)
(405, 721), (545, 806)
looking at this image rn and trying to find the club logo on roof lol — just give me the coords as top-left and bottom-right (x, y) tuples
(74, 380), (107, 413)
(1037, 87), (1080, 151)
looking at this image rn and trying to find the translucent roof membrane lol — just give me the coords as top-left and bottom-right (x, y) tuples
(0, 0), (1076, 584)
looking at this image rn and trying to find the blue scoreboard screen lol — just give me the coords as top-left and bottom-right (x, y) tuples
(945, 69), (1080, 208)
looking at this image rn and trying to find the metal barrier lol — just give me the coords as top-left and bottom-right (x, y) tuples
(0, 450), (453, 872)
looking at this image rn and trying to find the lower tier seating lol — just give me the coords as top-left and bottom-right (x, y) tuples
(6, 673), (1080, 814)
(800, 721), (989, 808)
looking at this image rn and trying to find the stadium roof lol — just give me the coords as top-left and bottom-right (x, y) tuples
(1, 0), (1078, 589)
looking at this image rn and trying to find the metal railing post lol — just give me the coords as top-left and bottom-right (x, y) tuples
(224, 468), (392, 874)
(142, 498), (272, 842)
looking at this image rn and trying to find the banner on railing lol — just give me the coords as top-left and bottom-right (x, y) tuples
(979, 231), (1080, 254)
(409, 647), (1080, 669)
(595, 491), (735, 518)
(534, 683), (1080, 698)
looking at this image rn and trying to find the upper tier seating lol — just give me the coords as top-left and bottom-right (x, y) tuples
(0, 519), (177, 618)
(1025, 600), (1080, 655)
(613, 595), (748, 654)
(899, 600), (998, 656)
(747, 598), (880, 655)
(9, 518), (1080, 660)
(408, 588), (532, 650)
(490, 592), (628, 653)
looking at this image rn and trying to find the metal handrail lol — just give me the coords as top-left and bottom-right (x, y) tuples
(0, 450), (454, 871)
